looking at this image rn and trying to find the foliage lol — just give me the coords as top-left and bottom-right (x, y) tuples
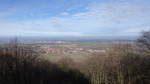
(0, 45), (90, 84)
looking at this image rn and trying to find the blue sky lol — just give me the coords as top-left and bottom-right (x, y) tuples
(0, 0), (150, 37)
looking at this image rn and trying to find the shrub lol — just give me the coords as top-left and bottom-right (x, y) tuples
(80, 44), (150, 84)
(0, 46), (90, 84)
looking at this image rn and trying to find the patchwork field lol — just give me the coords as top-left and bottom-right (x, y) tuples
(30, 42), (134, 62)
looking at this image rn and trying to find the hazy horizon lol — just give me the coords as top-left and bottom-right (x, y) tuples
(0, 35), (137, 44)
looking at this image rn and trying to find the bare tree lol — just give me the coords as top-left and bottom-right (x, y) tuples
(9, 37), (19, 49)
(137, 29), (150, 52)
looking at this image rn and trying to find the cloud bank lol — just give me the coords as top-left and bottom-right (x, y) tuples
(0, 0), (150, 37)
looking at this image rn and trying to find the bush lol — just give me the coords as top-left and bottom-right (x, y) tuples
(79, 44), (150, 84)
(0, 46), (90, 84)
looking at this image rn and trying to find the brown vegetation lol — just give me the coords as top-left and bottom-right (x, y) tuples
(59, 30), (150, 84)
(73, 30), (150, 84)
(0, 30), (150, 84)
(78, 44), (150, 84)
(0, 42), (90, 84)
(137, 30), (150, 53)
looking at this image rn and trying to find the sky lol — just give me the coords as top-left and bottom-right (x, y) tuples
(0, 0), (150, 37)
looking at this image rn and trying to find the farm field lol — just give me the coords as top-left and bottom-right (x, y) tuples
(31, 42), (134, 62)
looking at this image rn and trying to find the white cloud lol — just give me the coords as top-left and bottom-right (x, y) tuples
(60, 12), (69, 16)
(0, 1), (150, 36)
